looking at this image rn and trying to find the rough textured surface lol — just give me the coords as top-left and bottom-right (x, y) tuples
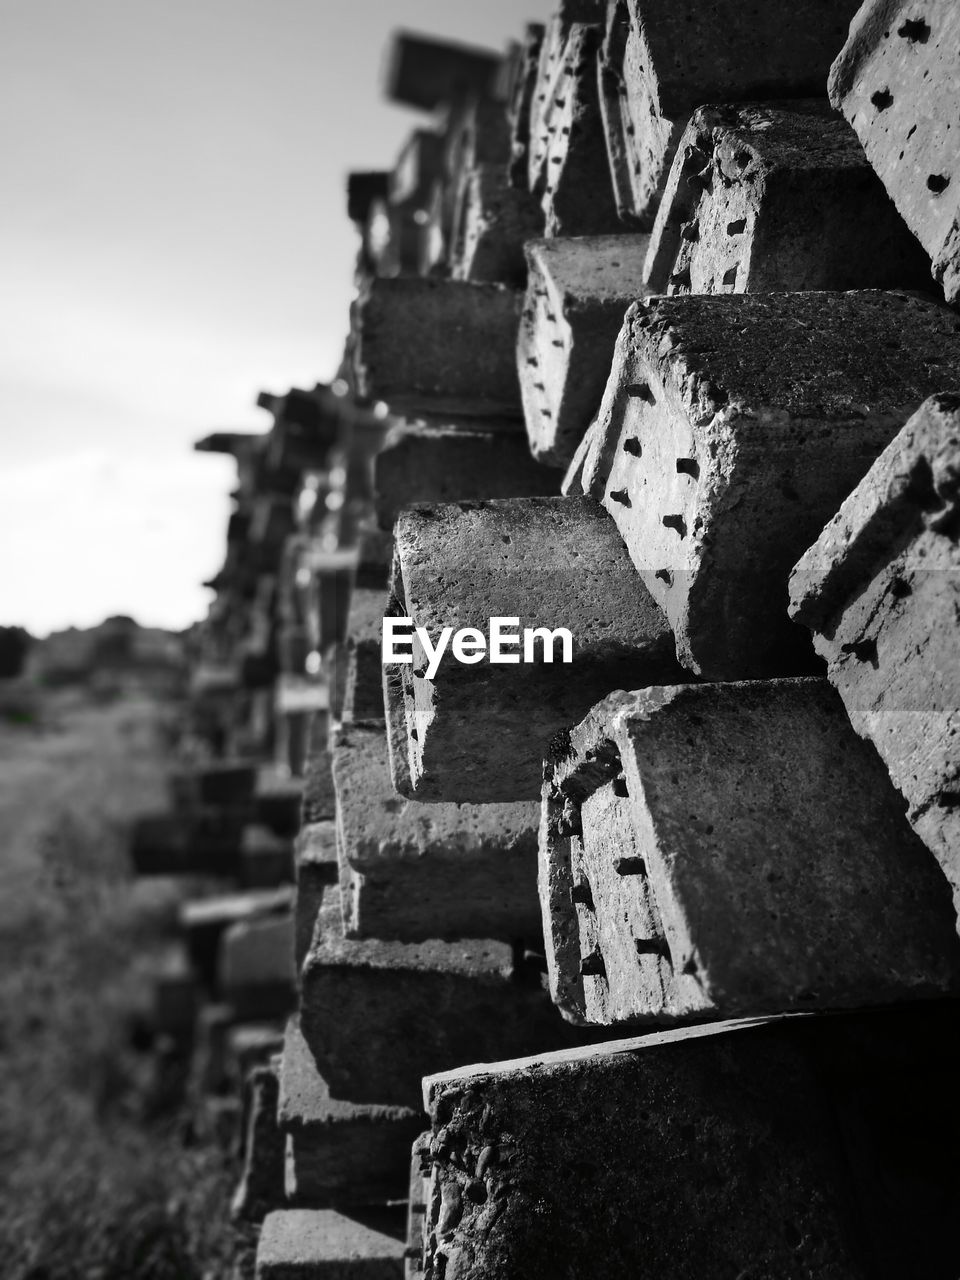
(404, 1134), (431, 1280)
(332, 718), (541, 942)
(220, 915), (297, 1021)
(300, 886), (591, 1107)
(374, 417), (559, 531)
(525, 16), (620, 237)
(448, 163), (543, 286)
(343, 588), (387, 722)
(518, 235), (650, 466)
(417, 1008), (960, 1279)
(232, 1061), (285, 1223)
(256, 1208), (405, 1279)
(295, 821), (339, 972)
(789, 392), (960, 913)
(506, 23), (545, 190)
(541, 680), (960, 1026)
(829, 0), (960, 301)
(301, 744), (336, 826)
(351, 278), (524, 420)
(644, 101), (931, 295)
(599, 0), (861, 226)
(279, 1017), (422, 1207)
(584, 290), (960, 678)
(393, 496), (683, 801)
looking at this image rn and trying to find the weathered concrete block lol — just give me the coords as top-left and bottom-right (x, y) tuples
(506, 23), (544, 190)
(220, 915), (297, 1021)
(583, 290), (960, 678)
(151, 946), (199, 1040)
(644, 100), (931, 295)
(351, 278), (524, 421)
(256, 1208), (405, 1279)
(254, 768), (304, 837)
(392, 496), (683, 802)
(167, 760), (256, 812)
(517, 235), (650, 467)
(448, 164), (543, 286)
(232, 1060), (285, 1223)
(301, 743), (335, 826)
(348, 172), (390, 225)
(241, 824), (295, 888)
(384, 32), (502, 114)
(390, 130), (444, 211)
(599, 0), (861, 226)
(417, 1007), (960, 1279)
(279, 1017), (422, 1207)
(789, 392), (960, 913)
(403, 1135), (431, 1280)
(333, 718), (542, 942)
(542, 679), (960, 1026)
(373, 416), (559, 531)
(130, 810), (242, 877)
(295, 820), (339, 973)
(343, 588), (387, 722)
(829, 0), (960, 301)
(300, 886), (589, 1107)
(526, 15), (620, 236)
(180, 887), (293, 992)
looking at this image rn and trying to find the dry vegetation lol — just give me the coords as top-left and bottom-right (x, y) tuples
(0, 687), (254, 1279)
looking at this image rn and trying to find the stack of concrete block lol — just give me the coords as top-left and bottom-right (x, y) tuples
(156, 4), (960, 1275)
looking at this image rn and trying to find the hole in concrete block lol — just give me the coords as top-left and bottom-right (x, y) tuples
(897, 17), (930, 41)
(676, 458), (699, 479)
(722, 264), (739, 288)
(726, 218), (747, 235)
(871, 88), (894, 110)
(625, 382), (655, 403)
(662, 514), (687, 538)
(927, 173), (950, 194)
(580, 950), (607, 978)
(655, 569), (673, 586)
(614, 856), (646, 877)
(570, 880), (595, 910)
(623, 437), (643, 457)
(609, 489), (631, 507)
(840, 637), (878, 665)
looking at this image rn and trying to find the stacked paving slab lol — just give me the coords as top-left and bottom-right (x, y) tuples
(138, 5), (960, 1276)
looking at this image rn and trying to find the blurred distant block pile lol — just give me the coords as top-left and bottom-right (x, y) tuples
(129, 3), (960, 1276)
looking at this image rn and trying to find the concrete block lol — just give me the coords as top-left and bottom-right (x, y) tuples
(343, 589), (387, 723)
(506, 23), (544, 190)
(294, 820), (339, 972)
(167, 760), (256, 812)
(417, 1007), (960, 1279)
(151, 946), (199, 1040)
(392, 496), (683, 802)
(256, 1208), (405, 1278)
(789, 392), (960, 912)
(448, 164), (543, 287)
(180, 887), (294, 991)
(241, 824), (295, 888)
(300, 886), (591, 1107)
(644, 100), (931, 295)
(279, 1017), (422, 1207)
(347, 172), (390, 225)
(541, 679), (960, 1026)
(351, 278), (524, 421)
(584, 290), (960, 679)
(517, 234), (650, 467)
(526, 17), (620, 236)
(384, 32), (502, 114)
(389, 130), (444, 211)
(403, 1135), (431, 1280)
(130, 811), (242, 876)
(230, 1024), (287, 1080)
(254, 768), (304, 836)
(373, 417), (559, 531)
(232, 1061), (285, 1223)
(599, 0), (861, 226)
(829, 0), (960, 301)
(302, 743), (335, 825)
(220, 915), (297, 1022)
(332, 718), (542, 942)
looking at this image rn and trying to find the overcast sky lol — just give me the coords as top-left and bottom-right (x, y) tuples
(0, 0), (552, 635)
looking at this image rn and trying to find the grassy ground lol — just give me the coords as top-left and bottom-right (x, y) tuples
(0, 686), (255, 1279)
